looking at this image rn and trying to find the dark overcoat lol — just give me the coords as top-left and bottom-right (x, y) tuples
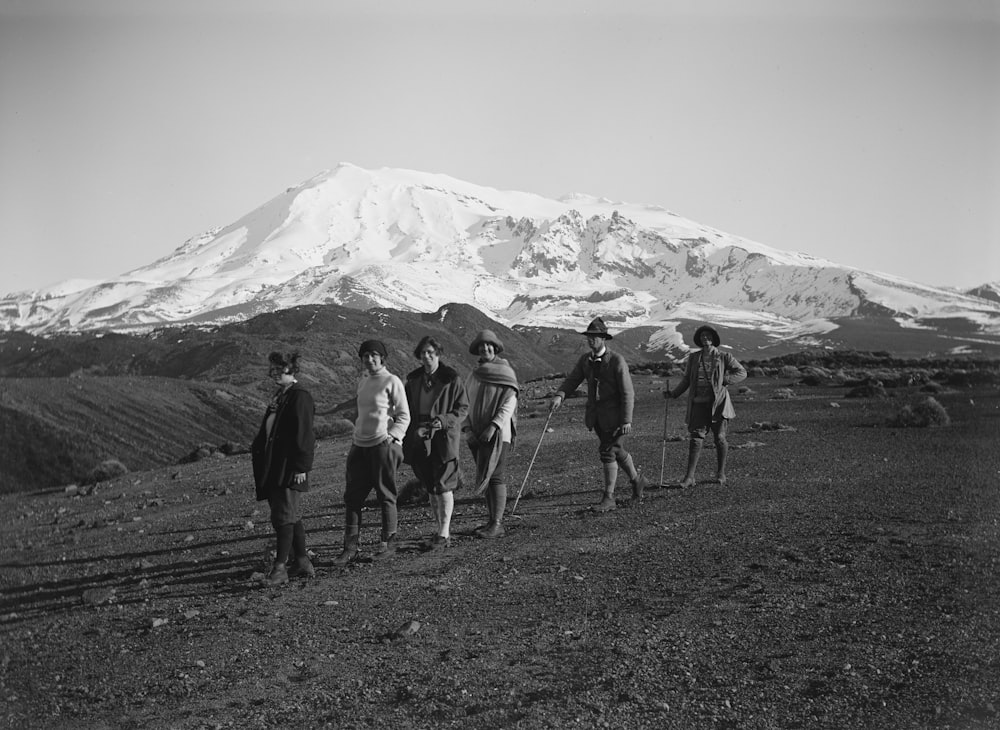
(251, 383), (315, 501)
(401, 363), (470, 465)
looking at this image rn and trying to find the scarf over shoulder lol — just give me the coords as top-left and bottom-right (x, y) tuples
(467, 357), (519, 493)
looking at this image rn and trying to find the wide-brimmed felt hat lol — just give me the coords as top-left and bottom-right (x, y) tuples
(692, 325), (720, 347)
(468, 329), (505, 355)
(579, 317), (613, 339)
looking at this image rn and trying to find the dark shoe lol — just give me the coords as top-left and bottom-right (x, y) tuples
(331, 535), (359, 567)
(592, 494), (616, 512)
(372, 535), (398, 561)
(476, 522), (505, 539)
(423, 534), (451, 551)
(287, 556), (315, 578)
(262, 561), (288, 586)
(631, 474), (648, 501)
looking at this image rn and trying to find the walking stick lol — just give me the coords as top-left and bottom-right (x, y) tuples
(659, 379), (670, 488)
(510, 408), (554, 516)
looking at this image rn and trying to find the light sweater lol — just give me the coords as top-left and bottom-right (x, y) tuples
(353, 367), (411, 447)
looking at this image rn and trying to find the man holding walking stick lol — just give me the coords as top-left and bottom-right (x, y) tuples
(549, 317), (649, 511)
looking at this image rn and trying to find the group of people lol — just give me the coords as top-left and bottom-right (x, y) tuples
(251, 318), (746, 585)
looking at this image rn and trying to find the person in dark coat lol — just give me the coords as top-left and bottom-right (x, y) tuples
(251, 351), (316, 585)
(666, 324), (747, 487)
(549, 317), (649, 511)
(402, 336), (470, 550)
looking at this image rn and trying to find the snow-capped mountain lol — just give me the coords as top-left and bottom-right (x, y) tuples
(2, 162), (998, 352)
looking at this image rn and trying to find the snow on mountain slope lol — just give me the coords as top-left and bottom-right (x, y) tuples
(1, 162), (998, 345)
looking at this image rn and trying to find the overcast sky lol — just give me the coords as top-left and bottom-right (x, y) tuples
(1, 0), (997, 296)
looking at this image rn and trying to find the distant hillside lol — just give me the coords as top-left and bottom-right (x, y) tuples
(0, 303), (567, 493)
(3, 300), (999, 494)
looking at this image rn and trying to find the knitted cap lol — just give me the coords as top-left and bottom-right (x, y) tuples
(358, 339), (388, 358)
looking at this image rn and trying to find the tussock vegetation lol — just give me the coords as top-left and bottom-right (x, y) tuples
(887, 396), (951, 428)
(81, 458), (128, 485)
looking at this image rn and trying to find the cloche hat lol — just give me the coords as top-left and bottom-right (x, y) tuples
(358, 339), (388, 358)
(468, 329), (505, 355)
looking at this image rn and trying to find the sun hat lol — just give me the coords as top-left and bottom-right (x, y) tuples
(468, 329), (505, 355)
(692, 325), (720, 347)
(579, 317), (613, 339)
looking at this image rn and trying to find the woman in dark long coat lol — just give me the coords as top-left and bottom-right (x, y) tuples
(252, 351), (316, 585)
(402, 336), (469, 550)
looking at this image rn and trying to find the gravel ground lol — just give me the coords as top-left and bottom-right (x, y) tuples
(2, 377), (998, 729)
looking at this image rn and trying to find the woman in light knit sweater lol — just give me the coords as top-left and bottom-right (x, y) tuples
(464, 329), (519, 539)
(332, 340), (411, 566)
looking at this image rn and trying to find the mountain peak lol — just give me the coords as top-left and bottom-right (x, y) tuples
(2, 164), (998, 355)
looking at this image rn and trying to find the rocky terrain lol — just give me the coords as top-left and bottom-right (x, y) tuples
(2, 375), (998, 729)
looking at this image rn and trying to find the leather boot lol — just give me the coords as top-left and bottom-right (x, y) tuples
(631, 473), (649, 502)
(593, 463), (618, 511)
(331, 527), (360, 567)
(288, 556), (315, 578)
(372, 533), (398, 561)
(476, 521), (505, 539)
(593, 491), (617, 512)
(263, 561), (288, 586)
(474, 487), (495, 534)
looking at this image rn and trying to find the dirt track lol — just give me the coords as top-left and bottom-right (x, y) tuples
(2, 376), (998, 729)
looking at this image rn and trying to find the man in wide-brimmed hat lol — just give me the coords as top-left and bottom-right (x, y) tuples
(666, 324), (747, 487)
(549, 317), (649, 511)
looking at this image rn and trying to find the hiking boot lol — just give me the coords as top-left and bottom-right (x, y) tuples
(592, 493), (617, 512)
(372, 535), (398, 561)
(423, 534), (451, 551)
(287, 556), (315, 579)
(631, 474), (648, 502)
(476, 522), (505, 539)
(331, 532), (360, 567)
(262, 561), (288, 586)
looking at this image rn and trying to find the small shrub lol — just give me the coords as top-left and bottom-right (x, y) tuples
(83, 458), (129, 485)
(845, 381), (888, 399)
(887, 397), (950, 428)
(179, 443), (216, 464)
